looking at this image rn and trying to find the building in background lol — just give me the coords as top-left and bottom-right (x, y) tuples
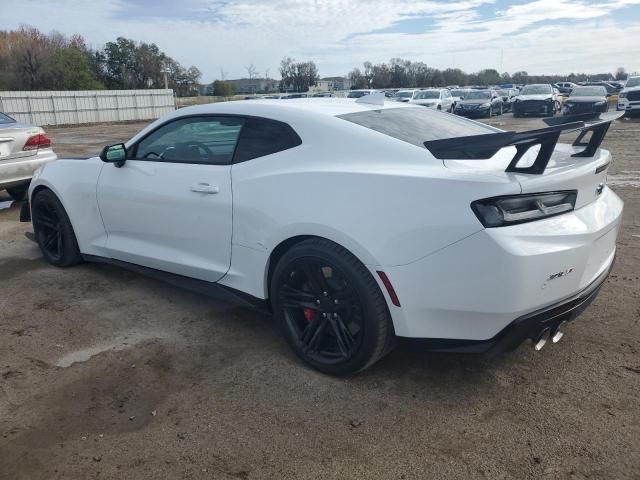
(321, 77), (352, 91)
(226, 78), (280, 94)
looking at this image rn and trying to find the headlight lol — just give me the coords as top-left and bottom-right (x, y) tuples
(471, 191), (577, 228)
(595, 101), (606, 105)
(481, 102), (491, 108)
(619, 92), (627, 98)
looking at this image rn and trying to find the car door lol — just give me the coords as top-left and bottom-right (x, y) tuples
(96, 115), (244, 282)
(442, 90), (453, 111)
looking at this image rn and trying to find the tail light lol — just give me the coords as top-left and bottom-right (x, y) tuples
(23, 133), (52, 151)
(471, 191), (577, 228)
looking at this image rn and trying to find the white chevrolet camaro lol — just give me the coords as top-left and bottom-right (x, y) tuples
(25, 94), (623, 375)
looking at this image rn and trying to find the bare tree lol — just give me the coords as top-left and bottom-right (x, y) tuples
(246, 64), (259, 80)
(219, 68), (227, 81)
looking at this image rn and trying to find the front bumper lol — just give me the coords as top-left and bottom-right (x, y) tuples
(513, 100), (553, 115)
(455, 106), (490, 117)
(384, 187), (623, 342)
(564, 102), (608, 115)
(617, 98), (640, 113)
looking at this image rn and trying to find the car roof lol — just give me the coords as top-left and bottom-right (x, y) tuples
(158, 98), (417, 123)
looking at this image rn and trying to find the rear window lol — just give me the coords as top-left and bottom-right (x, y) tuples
(233, 117), (302, 163)
(0, 112), (15, 124)
(337, 107), (497, 148)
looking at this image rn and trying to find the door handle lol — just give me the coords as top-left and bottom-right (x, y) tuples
(190, 183), (219, 194)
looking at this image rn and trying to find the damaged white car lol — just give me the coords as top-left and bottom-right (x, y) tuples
(23, 95), (623, 375)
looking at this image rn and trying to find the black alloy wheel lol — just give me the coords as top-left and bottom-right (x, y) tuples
(271, 238), (394, 375)
(32, 189), (82, 267)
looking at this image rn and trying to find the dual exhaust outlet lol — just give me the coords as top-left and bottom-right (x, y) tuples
(533, 322), (566, 351)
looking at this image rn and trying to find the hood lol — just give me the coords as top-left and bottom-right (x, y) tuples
(566, 96), (606, 103)
(621, 85), (640, 93)
(458, 98), (491, 105)
(517, 94), (553, 101)
(411, 99), (438, 105)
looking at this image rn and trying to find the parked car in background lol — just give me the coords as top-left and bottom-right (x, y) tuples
(563, 86), (608, 115)
(0, 112), (57, 200)
(497, 88), (518, 112)
(262, 94), (288, 99)
(392, 89), (420, 102)
(512, 84), (560, 117)
(554, 82), (577, 95)
(347, 89), (377, 99)
(449, 89), (468, 109)
(312, 92), (334, 98)
(618, 76), (640, 115)
(582, 82), (617, 96)
(454, 89), (503, 117)
(283, 93), (308, 99)
(409, 89), (454, 112)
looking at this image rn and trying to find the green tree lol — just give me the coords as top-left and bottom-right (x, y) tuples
(212, 80), (235, 97)
(50, 47), (103, 89)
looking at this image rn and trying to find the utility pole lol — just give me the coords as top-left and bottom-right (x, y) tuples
(161, 68), (169, 89)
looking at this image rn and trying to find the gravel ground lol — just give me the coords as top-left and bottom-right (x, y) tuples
(0, 113), (639, 480)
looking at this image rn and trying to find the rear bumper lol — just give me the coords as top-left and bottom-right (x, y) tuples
(411, 257), (612, 353)
(0, 149), (57, 190)
(384, 187), (623, 341)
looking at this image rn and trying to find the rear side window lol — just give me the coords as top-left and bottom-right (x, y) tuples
(337, 107), (498, 148)
(233, 118), (302, 163)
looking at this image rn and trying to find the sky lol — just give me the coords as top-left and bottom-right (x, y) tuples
(1, 0), (640, 81)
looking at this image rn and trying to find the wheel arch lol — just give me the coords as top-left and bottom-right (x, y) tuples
(264, 233), (380, 301)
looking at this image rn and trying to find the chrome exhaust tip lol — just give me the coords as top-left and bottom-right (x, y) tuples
(534, 328), (550, 351)
(551, 322), (567, 344)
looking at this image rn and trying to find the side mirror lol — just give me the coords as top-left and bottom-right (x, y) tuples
(100, 143), (127, 167)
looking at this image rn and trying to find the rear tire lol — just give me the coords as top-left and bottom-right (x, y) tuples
(31, 189), (82, 267)
(7, 185), (27, 201)
(271, 238), (394, 375)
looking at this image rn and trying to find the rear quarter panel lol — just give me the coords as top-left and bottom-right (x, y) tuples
(230, 113), (521, 276)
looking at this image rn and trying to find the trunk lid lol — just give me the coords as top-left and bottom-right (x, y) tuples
(444, 142), (611, 210)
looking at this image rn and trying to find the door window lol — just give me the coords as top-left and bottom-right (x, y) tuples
(133, 116), (244, 165)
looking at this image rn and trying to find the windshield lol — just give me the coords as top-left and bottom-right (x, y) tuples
(451, 89), (466, 97)
(338, 107), (498, 149)
(570, 87), (606, 97)
(394, 91), (414, 98)
(0, 112), (15, 124)
(464, 91), (491, 100)
(415, 91), (440, 99)
(521, 85), (552, 95)
(626, 77), (640, 88)
(347, 91), (370, 98)
(497, 90), (510, 96)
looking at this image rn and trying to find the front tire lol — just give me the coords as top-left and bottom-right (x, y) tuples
(7, 185), (27, 201)
(271, 238), (394, 375)
(32, 189), (82, 267)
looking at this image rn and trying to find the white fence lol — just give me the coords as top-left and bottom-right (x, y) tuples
(0, 89), (176, 126)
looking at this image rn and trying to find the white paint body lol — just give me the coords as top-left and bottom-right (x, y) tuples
(29, 99), (623, 341)
(409, 89), (454, 112)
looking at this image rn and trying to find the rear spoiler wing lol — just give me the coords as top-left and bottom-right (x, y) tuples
(423, 111), (624, 174)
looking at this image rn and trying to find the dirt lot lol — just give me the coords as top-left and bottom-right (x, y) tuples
(1, 113), (639, 480)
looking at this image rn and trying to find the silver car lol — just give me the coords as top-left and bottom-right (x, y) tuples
(0, 112), (57, 200)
